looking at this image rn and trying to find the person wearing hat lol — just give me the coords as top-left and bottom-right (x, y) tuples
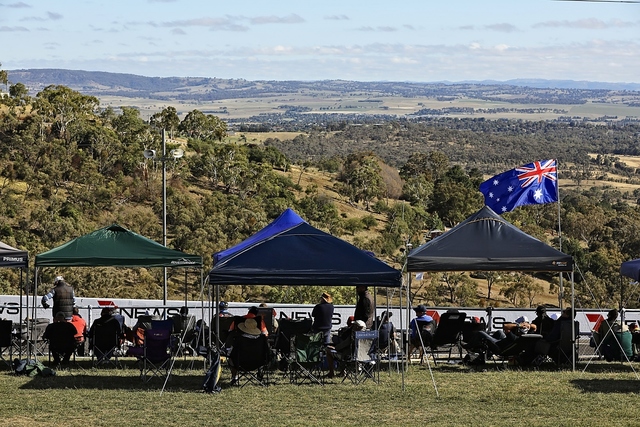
(217, 301), (233, 318)
(41, 275), (75, 320)
(502, 316), (536, 336)
(378, 311), (401, 356)
(312, 292), (334, 344)
(228, 306), (269, 336)
(532, 306), (555, 338)
(354, 285), (374, 329)
(408, 305), (434, 362)
(228, 317), (270, 385)
(43, 311), (78, 365)
(312, 292), (335, 377)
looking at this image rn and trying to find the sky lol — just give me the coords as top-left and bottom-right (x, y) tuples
(1, 0), (639, 83)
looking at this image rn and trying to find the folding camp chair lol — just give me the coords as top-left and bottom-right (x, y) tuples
(290, 331), (325, 385)
(27, 318), (49, 357)
(43, 320), (78, 367)
(0, 320), (14, 369)
(488, 334), (544, 368)
(274, 318), (313, 377)
(229, 333), (271, 387)
(90, 317), (123, 368)
(256, 308), (277, 336)
(171, 314), (196, 357)
(138, 319), (174, 382)
(411, 319), (436, 364)
(429, 311), (466, 365)
(343, 330), (378, 385)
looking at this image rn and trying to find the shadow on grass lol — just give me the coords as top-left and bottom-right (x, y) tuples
(17, 371), (206, 391)
(14, 359), (208, 391)
(571, 378), (640, 393)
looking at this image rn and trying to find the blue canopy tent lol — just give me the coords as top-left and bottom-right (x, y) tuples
(209, 208), (402, 287)
(620, 259), (640, 282)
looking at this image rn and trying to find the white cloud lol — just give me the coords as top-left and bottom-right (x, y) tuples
(7, 2), (31, 8)
(156, 17), (249, 32)
(324, 15), (349, 21)
(356, 26), (397, 32)
(171, 28), (186, 35)
(534, 18), (639, 30)
(47, 11), (62, 20)
(0, 25), (28, 31)
(250, 14), (305, 25)
(485, 23), (518, 33)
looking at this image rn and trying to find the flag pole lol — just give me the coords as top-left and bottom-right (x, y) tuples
(556, 158), (564, 310)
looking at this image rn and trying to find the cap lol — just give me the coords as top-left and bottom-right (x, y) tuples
(54, 275), (64, 284)
(515, 316), (529, 324)
(414, 305), (427, 314)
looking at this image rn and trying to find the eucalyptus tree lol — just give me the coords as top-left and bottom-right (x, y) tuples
(34, 85), (99, 144)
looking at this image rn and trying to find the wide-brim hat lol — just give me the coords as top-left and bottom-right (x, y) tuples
(238, 318), (262, 336)
(321, 292), (333, 303)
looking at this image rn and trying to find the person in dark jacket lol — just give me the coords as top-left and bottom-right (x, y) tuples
(41, 275), (75, 320)
(43, 311), (77, 365)
(354, 285), (374, 329)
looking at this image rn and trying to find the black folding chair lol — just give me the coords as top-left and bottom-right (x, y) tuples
(411, 319), (436, 364)
(90, 317), (123, 368)
(429, 311), (466, 365)
(0, 320), (14, 369)
(229, 334), (271, 387)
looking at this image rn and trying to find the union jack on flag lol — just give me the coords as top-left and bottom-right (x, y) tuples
(479, 159), (559, 214)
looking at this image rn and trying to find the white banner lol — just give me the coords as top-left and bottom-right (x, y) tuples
(1, 294), (637, 335)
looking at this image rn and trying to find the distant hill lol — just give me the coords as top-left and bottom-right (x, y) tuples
(7, 68), (640, 99)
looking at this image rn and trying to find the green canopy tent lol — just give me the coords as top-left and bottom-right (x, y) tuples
(34, 224), (203, 323)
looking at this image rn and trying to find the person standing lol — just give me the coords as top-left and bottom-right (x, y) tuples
(41, 275), (75, 320)
(354, 285), (374, 329)
(312, 292), (334, 344)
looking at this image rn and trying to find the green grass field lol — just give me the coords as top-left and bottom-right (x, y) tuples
(1, 358), (638, 427)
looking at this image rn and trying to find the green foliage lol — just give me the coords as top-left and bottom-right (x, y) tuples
(3, 80), (640, 308)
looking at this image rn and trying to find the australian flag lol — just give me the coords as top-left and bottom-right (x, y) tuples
(479, 159), (558, 214)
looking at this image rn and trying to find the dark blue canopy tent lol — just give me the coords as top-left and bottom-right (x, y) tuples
(209, 208), (401, 287)
(620, 259), (640, 282)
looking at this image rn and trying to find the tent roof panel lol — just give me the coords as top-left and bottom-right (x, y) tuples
(35, 224), (201, 268)
(407, 206), (573, 272)
(209, 209), (401, 287)
(0, 241), (28, 268)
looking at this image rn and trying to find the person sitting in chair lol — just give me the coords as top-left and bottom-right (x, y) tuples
(377, 311), (401, 356)
(91, 307), (125, 360)
(330, 320), (366, 370)
(43, 311), (77, 365)
(69, 306), (87, 357)
(228, 318), (270, 385)
(408, 305), (434, 362)
(532, 306), (555, 338)
(228, 306), (269, 336)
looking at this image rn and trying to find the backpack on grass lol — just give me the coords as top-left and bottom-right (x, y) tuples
(13, 359), (56, 377)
